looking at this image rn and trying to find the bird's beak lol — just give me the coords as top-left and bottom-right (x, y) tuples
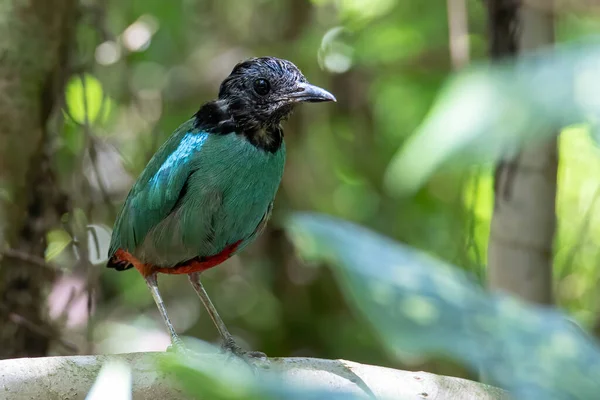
(287, 82), (337, 103)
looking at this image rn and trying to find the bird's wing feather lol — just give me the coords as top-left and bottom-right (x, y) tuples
(108, 119), (209, 258)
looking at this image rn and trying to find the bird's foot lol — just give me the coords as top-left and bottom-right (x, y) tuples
(220, 338), (268, 374)
(166, 336), (194, 357)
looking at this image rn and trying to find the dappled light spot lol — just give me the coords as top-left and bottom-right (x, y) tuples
(95, 41), (121, 65)
(122, 15), (159, 52)
(368, 281), (394, 305)
(399, 295), (440, 326)
(324, 52), (353, 74)
(319, 27), (353, 74)
(390, 266), (421, 292)
(547, 332), (580, 359)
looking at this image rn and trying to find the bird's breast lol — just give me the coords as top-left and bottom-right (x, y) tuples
(182, 134), (286, 258)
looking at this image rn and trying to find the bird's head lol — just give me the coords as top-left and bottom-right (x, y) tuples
(214, 57), (335, 150)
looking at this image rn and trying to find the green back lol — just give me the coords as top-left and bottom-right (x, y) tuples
(109, 119), (286, 267)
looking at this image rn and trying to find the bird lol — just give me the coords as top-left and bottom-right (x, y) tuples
(106, 56), (335, 361)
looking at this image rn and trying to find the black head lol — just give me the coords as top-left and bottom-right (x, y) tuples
(195, 57), (335, 153)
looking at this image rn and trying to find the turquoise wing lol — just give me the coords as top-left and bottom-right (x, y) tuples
(108, 119), (208, 259)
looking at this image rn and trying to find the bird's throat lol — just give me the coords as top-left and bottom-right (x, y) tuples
(194, 100), (284, 154)
(243, 125), (283, 154)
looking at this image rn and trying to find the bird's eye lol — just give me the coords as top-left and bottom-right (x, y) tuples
(253, 78), (270, 96)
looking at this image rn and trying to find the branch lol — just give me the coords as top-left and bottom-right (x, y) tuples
(1, 248), (58, 273)
(0, 352), (508, 399)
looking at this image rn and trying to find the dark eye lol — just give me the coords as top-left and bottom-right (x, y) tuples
(253, 78), (270, 96)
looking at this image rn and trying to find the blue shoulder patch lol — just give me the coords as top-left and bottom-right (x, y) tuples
(150, 132), (209, 186)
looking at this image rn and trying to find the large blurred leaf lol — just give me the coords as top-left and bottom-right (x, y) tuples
(384, 37), (600, 196)
(159, 340), (360, 400)
(286, 212), (600, 399)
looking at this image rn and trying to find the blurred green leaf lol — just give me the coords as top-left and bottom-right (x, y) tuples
(64, 73), (113, 125)
(45, 229), (72, 261)
(384, 38), (600, 196)
(160, 341), (360, 400)
(286, 212), (600, 399)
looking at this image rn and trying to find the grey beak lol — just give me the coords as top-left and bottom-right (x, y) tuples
(288, 82), (336, 103)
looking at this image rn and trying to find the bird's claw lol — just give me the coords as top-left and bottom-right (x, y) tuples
(221, 339), (268, 374)
(221, 339), (266, 359)
(166, 337), (194, 357)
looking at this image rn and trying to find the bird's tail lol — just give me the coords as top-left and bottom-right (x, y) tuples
(106, 251), (134, 271)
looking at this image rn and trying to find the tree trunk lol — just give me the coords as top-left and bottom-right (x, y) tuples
(486, 0), (556, 304)
(0, 0), (76, 358)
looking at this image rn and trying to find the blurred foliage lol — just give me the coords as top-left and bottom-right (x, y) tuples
(385, 37), (600, 195)
(27, 0), (600, 396)
(158, 341), (361, 400)
(287, 212), (600, 399)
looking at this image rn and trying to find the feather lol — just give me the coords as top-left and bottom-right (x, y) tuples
(108, 118), (285, 269)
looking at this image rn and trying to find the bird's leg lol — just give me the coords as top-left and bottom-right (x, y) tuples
(143, 272), (185, 352)
(188, 272), (266, 360)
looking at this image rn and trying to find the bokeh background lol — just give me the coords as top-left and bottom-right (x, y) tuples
(4, 0), (600, 389)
